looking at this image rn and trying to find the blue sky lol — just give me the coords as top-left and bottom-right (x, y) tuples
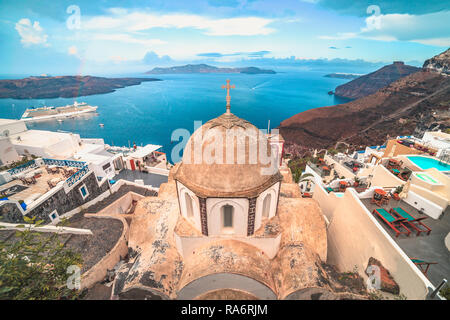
(0, 0), (448, 75)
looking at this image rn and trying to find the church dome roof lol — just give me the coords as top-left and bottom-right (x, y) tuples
(173, 112), (282, 198)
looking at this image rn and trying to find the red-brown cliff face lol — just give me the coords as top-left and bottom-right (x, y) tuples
(279, 49), (450, 155)
(334, 61), (420, 100)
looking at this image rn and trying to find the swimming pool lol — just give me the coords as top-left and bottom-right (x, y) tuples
(407, 156), (450, 172)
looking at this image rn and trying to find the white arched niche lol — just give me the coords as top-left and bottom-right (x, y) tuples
(206, 198), (249, 237)
(254, 182), (279, 231)
(176, 181), (201, 231)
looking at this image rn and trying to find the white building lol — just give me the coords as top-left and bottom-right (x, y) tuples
(0, 118), (124, 182)
(0, 137), (20, 166)
(421, 131), (450, 156)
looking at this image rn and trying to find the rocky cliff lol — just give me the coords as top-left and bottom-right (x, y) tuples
(279, 49), (450, 155)
(334, 61), (420, 99)
(423, 48), (450, 75)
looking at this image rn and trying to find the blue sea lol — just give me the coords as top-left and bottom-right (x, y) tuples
(0, 71), (351, 162)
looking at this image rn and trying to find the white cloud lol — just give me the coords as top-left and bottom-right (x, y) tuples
(92, 33), (166, 46)
(82, 9), (275, 36)
(319, 11), (450, 47)
(15, 18), (48, 46)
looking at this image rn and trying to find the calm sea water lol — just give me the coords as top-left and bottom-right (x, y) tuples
(0, 71), (350, 162)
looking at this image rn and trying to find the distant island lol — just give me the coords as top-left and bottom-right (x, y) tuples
(0, 76), (161, 99)
(145, 64), (276, 75)
(324, 73), (363, 79)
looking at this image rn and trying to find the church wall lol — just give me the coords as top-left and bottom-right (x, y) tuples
(174, 232), (281, 259)
(176, 272), (277, 300)
(206, 198), (249, 236)
(254, 182), (280, 231)
(176, 181), (201, 231)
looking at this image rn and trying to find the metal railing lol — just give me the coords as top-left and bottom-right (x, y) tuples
(42, 158), (86, 168)
(66, 165), (90, 187)
(7, 160), (38, 176)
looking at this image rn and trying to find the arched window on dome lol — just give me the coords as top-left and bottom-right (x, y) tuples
(262, 194), (271, 218)
(222, 204), (234, 233)
(184, 193), (194, 219)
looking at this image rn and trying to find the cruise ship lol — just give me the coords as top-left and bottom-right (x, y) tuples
(21, 101), (98, 122)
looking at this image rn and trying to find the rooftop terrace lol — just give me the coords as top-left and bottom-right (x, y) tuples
(112, 169), (168, 188)
(361, 198), (450, 287)
(0, 164), (79, 204)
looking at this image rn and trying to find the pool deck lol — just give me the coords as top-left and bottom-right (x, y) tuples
(362, 198), (450, 287)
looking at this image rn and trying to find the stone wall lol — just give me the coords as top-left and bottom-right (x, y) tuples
(0, 202), (24, 223)
(25, 172), (109, 224)
(247, 197), (256, 236)
(199, 197), (208, 236)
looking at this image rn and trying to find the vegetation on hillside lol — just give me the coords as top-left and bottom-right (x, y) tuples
(0, 217), (82, 300)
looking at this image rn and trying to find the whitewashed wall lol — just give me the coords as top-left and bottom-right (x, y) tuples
(326, 189), (434, 299)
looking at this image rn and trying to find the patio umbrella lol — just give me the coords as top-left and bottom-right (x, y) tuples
(399, 179), (411, 199)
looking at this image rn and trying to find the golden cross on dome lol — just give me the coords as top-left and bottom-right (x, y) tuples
(221, 79), (235, 114)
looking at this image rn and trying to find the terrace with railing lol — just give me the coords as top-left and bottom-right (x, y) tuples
(1, 158), (92, 210)
(7, 160), (38, 176)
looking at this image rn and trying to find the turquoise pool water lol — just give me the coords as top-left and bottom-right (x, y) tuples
(407, 156), (450, 172)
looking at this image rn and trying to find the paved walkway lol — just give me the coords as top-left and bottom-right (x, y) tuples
(113, 169), (168, 188)
(362, 198), (450, 287)
(85, 184), (157, 214)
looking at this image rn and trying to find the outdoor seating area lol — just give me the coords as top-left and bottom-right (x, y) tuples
(343, 160), (363, 173)
(397, 139), (437, 157)
(0, 164), (79, 204)
(372, 208), (411, 238)
(143, 151), (166, 167)
(46, 165), (79, 178)
(371, 188), (390, 206)
(361, 198), (449, 286)
(386, 159), (403, 170)
(384, 159), (413, 181)
(390, 207), (432, 236)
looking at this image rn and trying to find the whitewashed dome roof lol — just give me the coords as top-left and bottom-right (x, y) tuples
(173, 112), (282, 198)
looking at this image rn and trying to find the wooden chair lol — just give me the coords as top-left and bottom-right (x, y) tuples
(372, 208), (411, 237)
(390, 207), (432, 236)
(411, 258), (437, 277)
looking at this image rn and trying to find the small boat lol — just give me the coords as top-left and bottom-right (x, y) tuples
(99, 123), (104, 127)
